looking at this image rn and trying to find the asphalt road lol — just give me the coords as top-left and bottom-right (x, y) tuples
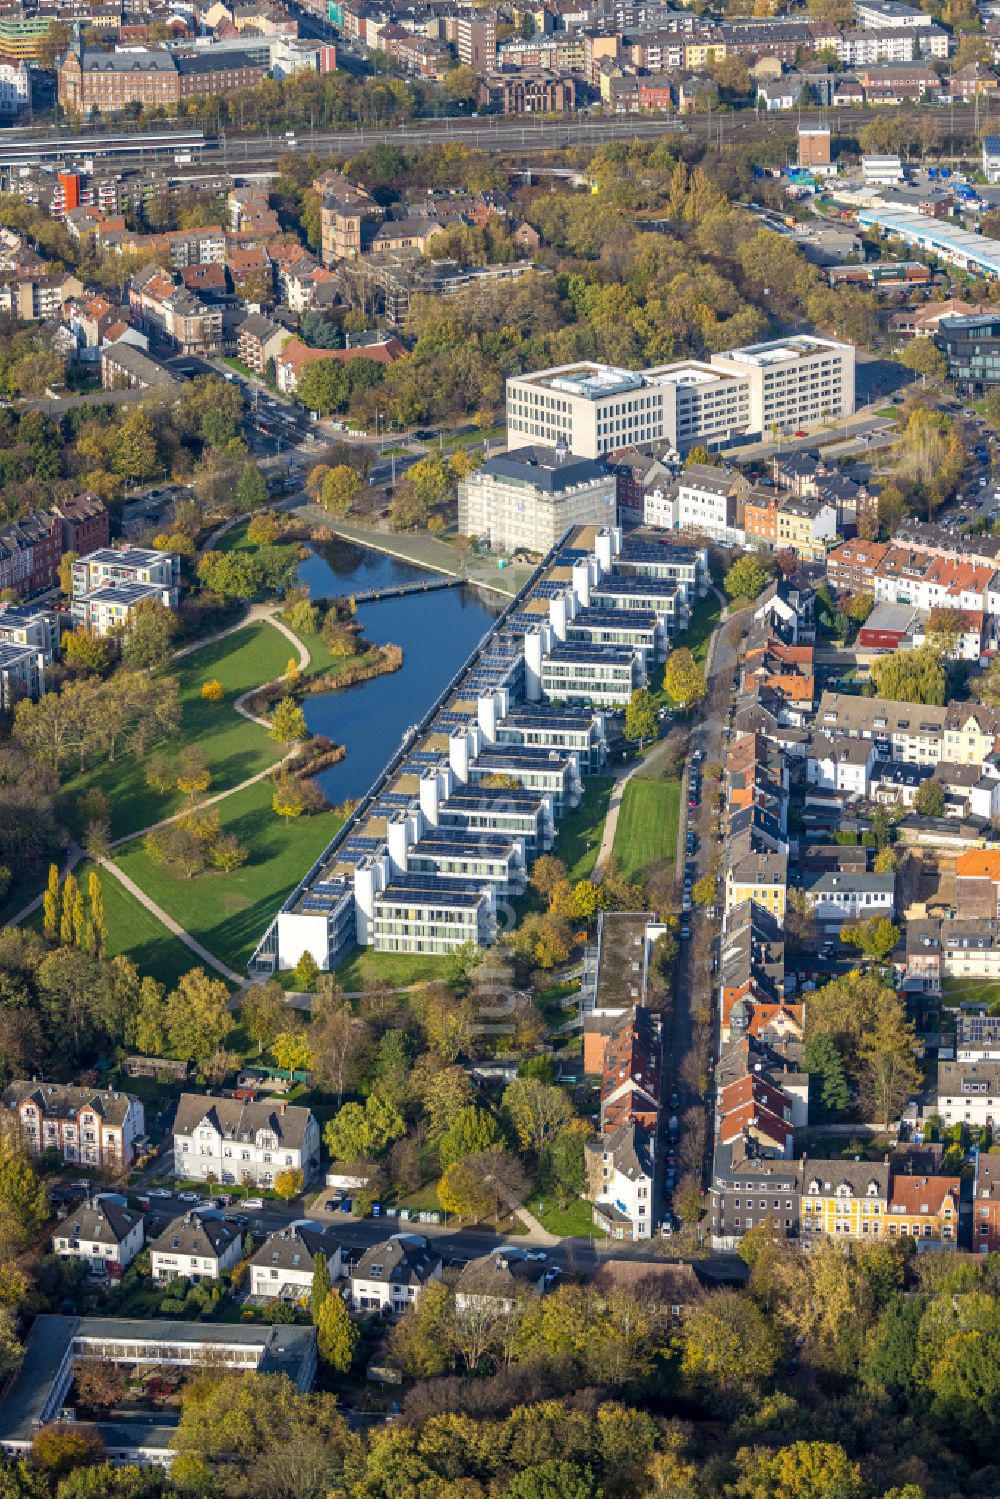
(672, 606), (741, 1125)
(134, 1188), (748, 1279)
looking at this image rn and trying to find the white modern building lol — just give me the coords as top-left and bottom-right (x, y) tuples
(854, 0), (934, 28)
(457, 444), (616, 555)
(862, 154), (906, 185)
(71, 545), (180, 637)
(0, 642), (44, 706)
(52, 1198), (145, 1277)
(985, 135), (1000, 184)
(149, 1211), (243, 1284)
(505, 336), (855, 459)
(0, 603), (59, 662)
(0, 63), (30, 116)
(171, 1094), (321, 1189)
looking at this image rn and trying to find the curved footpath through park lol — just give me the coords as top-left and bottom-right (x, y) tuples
(9, 608), (312, 989)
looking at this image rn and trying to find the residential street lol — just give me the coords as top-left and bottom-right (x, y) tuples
(134, 1188), (748, 1281)
(668, 602), (746, 1194)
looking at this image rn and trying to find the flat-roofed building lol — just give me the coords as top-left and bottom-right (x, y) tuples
(566, 605), (663, 665)
(711, 334), (855, 440)
(72, 580), (173, 637)
(0, 640), (44, 706)
(438, 785), (554, 858)
(467, 743), (580, 813)
(405, 827), (526, 896)
(457, 445), (617, 555)
(370, 874), (497, 954)
(495, 701), (607, 773)
(541, 641), (643, 707)
(506, 337), (853, 459)
(589, 571), (688, 636)
(0, 1315), (318, 1463)
(0, 602), (57, 659)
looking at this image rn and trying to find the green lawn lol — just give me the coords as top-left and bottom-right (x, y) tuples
(82, 860), (197, 991)
(557, 774), (615, 884)
(677, 593), (722, 669)
(331, 947), (453, 991)
(534, 1195), (607, 1239)
(942, 976), (1000, 1010)
(62, 622), (294, 843)
(612, 778), (681, 881)
(112, 778), (344, 973)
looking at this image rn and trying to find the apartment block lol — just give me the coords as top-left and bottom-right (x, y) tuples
(454, 13), (496, 68)
(743, 492), (838, 561)
(800, 1160), (890, 1239)
(505, 336), (854, 460)
(1, 1082), (144, 1168)
(0, 510), (61, 596)
(173, 1095), (318, 1189)
(937, 1060), (1000, 1126)
(458, 446), (616, 555)
(670, 463), (750, 545)
(0, 641), (44, 707)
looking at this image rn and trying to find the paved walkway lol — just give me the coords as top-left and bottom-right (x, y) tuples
(110, 612), (312, 850)
(8, 843), (83, 928)
(591, 763), (641, 882)
(8, 610), (315, 981)
(171, 600), (277, 660)
(96, 856), (244, 986)
(593, 591), (728, 884)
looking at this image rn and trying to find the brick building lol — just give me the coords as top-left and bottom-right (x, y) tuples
(52, 495), (109, 558)
(0, 511), (61, 596)
(58, 42), (267, 113)
(478, 71), (576, 114)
